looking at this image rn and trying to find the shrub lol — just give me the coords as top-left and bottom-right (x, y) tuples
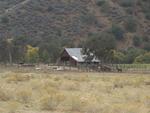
(133, 36), (143, 47)
(0, 16), (9, 24)
(0, 88), (11, 101)
(126, 7), (134, 15)
(80, 13), (97, 25)
(39, 93), (65, 111)
(143, 42), (150, 51)
(145, 12), (150, 20)
(60, 82), (79, 91)
(7, 101), (20, 113)
(119, 0), (134, 7)
(69, 95), (85, 112)
(6, 73), (31, 83)
(100, 1), (111, 13)
(125, 17), (137, 32)
(111, 25), (124, 40)
(96, 0), (106, 6)
(16, 89), (32, 103)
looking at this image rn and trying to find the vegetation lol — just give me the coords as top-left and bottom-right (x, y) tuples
(25, 45), (39, 63)
(96, 0), (106, 6)
(111, 50), (126, 63)
(0, 0), (150, 64)
(125, 17), (137, 33)
(0, 70), (149, 113)
(123, 48), (146, 64)
(83, 32), (116, 62)
(111, 24), (124, 40)
(119, 0), (135, 7)
(0, 16), (9, 24)
(133, 35), (143, 47)
(134, 52), (150, 64)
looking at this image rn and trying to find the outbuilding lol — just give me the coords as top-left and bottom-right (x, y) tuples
(58, 48), (100, 66)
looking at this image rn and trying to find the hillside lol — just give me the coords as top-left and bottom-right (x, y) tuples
(0, 0), (150, 63)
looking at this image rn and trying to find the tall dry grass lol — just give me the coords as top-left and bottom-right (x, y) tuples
(0, 71), (149, 113)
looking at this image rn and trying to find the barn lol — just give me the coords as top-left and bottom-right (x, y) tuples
(58, 48), (100, 66)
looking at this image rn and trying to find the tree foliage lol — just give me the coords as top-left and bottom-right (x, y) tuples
(134, 52), (150, 64)
(83, 32), (116, 62)
(112, 50), (126, 63)
(25, 45), (39, 63)
(124, 48), (146, 63)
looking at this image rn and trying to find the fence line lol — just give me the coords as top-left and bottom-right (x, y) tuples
(115, 64), (150, 73)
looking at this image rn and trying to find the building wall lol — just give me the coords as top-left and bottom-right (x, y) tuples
(59, 50), (77, 66)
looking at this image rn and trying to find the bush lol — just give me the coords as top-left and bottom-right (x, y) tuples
(0, 16), (9, 24)
(96, 0), (106, 6)
(143, 42), (150, 51)
(100, 1), (111, 13)
(39, 93), (65, 111)
(133, 36), (143, 47)
(119, 0), (134, 7)
(126, 7), (134, 15)
(125, 17), (137, 32)
(111, 25), (124, 40)
(69, 95), (85, 112)
(145, 12), (150, 20)
(0, 88), (11, 101)
(7, 101), (20, 113)
(80, 13), (97, 25)
(6, 73), (31, 83)
(16, 89), (32, 103)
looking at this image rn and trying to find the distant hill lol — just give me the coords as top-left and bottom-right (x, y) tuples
(0, 0), (150, 49)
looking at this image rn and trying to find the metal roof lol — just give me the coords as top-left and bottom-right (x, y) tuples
(65, 48), (100, 62)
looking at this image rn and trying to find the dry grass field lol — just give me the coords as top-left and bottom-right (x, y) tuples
(0, 68), (150, 113)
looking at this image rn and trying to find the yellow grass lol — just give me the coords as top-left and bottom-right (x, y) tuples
(0, 70), (150, 113)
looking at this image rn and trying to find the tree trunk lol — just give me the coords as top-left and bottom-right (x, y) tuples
(8, 48), (12, 65)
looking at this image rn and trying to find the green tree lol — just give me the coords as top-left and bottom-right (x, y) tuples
(25, 45), (39, 63)
(134, 52), (150, 64)
(124, 48), (146, 63)
(112, 50), (126, 63)
(83, 32), (116, 62)
(12, 36), (29, 62)
(40, 50), (50, 63)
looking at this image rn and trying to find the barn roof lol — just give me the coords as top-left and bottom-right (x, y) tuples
(65, 48), (100, 62)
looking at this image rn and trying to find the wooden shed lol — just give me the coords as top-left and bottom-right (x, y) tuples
(58, 48), (100, 66)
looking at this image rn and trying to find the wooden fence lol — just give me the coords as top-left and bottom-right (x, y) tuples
(114, 64), (150, 73)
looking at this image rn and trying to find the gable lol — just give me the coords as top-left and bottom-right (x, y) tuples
(65, 48), (100, 63)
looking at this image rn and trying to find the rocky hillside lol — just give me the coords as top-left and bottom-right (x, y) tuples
(0, 0), (150, 49)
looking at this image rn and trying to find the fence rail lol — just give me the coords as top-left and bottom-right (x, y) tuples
(114, 64), (150, 73)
